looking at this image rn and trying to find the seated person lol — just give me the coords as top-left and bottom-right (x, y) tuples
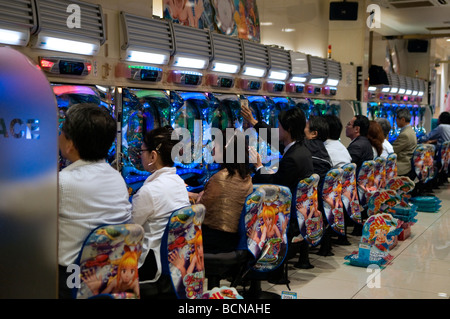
(419, 111), (450, 151)
(346, 115), (374, 171)
(392, 108), (417, 180)
(304, 115), (334, 255)
(304, 115), (333, 182)
(194, 131), (253, 254)
(367, 120), (385, 158)
(58, 103), (132, 299)
(131, 126), (190, 289)
(241, 105), (315, 272)
(375, 118), (394, 158)
(323, 114), (352, 168)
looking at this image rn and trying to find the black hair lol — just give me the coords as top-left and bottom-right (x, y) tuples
(220, 130), (251, 180)
(438, 111), (450, 125)
(353, 115), (370, 137)
(143, 125), (178, 167)
(323, 114), (343, 140)
(278, 107), (307, 142)
(62, 103), (116, 161)
(308, 115), (329, 142)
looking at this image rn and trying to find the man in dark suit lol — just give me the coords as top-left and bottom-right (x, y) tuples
(345, 114), (373, 236)
(345, 115), (374, 170)
(241, 105), (315, 281)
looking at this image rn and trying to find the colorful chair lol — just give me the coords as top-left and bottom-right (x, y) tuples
(160, 204), (206, 299)
(385, 153), (398, 185)
(341, 163), (363, 225)
(241, 184), (292, 299)
(357, 160), (376, 209)
(294, 174), (323, 246)
(74, 223), (145, 299)
(373, 156), (387, 189)
(321, 169), (345, 236)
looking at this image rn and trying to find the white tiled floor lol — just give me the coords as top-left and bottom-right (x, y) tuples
(259, 180), (450, 299)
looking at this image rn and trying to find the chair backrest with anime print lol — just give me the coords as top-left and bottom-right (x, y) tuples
(424, 144), (436, 183)
(341, 163), (363, 225)
(321, 168), (345, 235)
(294, 174), (323, 246)
(160, 204), (206, 299)
(373, 156), (387, 189)
(412, 144), (429, 183)
(357, 160), (376, 209)
(74, 223), (145, 299)
(247, 184), (292, 273)
(441, 141), (450, 174)
(385, 153), (397, 185)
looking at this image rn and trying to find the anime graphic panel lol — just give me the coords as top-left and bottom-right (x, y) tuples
(75, 224), (144, 299)
(322, 168), (345, 235)
(341, 163), (363, 225)
(166, 205), (206, 299)
(247, 185), (291, 272)
(295, 174), (323, 246)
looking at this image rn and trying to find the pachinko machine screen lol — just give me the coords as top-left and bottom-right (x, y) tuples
(54, 84), (115, 170)
(171, 91), (214, 192)
(120, 88), (171, 195)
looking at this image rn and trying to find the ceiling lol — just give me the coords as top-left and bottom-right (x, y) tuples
(257, 0), (450, 52)
(371, 0), (450, 39)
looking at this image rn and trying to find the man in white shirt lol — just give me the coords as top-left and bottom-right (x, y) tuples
(323, 115), (352, 168)
(58, 103), (132, 299)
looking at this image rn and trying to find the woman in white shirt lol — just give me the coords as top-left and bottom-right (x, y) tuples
(131, 126), (190, 287)
(376, 118), (394, 158)
(323, 114), (352, 168)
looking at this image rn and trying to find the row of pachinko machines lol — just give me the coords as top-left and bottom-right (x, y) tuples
(367, 101), (431, 143)
(55, 84), (343, 196)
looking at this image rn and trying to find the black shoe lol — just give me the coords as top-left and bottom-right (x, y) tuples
(333, 238), (352, 246)
(293, 262), (314, 269)
(316, 249), (334, 257)
(268, 278), (290, 285)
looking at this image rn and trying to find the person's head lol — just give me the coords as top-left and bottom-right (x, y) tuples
(117, 247), (139, 284)
(305, 115), (329, 142)
(216, 129), (251, 179)
(367, 120), (385, 156)
(59, 103), (116, 162)
(141, 125), (178, 172)
(438, 111), (450, 125)
(376, 118), (391, 139)
(346, 115), (370, 139)
(278, 107), (307, 144)
(324, 114), (343, 140)
(396, 108), (412, 128)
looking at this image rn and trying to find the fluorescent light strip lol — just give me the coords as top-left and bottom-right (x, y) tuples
(38, 36), (97, 55)
(382, 87), (390, 93)
(174, 56), (207, 69)
(418, 91), (424, 96)
(290, 76), (308, 83)
(398, 88), (406, 94)
(243, 66), (266, 77)
(309, 78), (325, 85)
(127, 50), (168, 65)
(326, 79), (339, 86)
(212, 62), (240, 74)
(412, 90), (418, 96)
(368, 86), (377, 92)
(390, 87), (398, 93)
(268, 70), (288, 81)
(405, 89), (412, 95)
(0, 28), (27, 46)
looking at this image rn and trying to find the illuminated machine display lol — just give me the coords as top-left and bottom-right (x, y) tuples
(1, 0), (116, 170)
(367, 70), (430, 142)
